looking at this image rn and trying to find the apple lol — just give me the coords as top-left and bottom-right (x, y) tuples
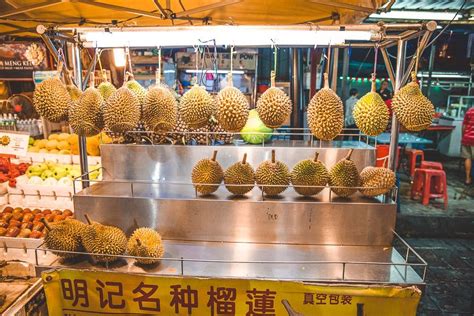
(32, 222), (45, 231)
(20, 222), (33, 230)
(2, 206), (13, 213)
(42, 209), (52, 215)
(12, 212), (23, 221)
(32, 209), (42, 215)
(0, 221), (8, 228)
(63, 209), (73, 217)
(29, 230), (43, 238)
(22, 213), (34, 222)
(2, 213), (12, 222)
(8, 219), (21, 228)
(45, 214), (55, 222)
(18, 228), (32, 238)
(0, 227), (7, 236)
(5, 227), (20, 237)
(34, 214), (44, 221)
(53, 215), (65, 222)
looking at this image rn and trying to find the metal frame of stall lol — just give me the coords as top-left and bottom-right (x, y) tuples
(28, 22), (436, 286)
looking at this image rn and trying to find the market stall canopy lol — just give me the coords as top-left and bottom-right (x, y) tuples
(0, 0), (389, 36)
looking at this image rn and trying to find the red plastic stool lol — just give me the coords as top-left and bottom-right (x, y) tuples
(411, 168), (448, 209)
(376, 145), (401, 168)
(420, 161), (443, 170)
(405, 149), (425, 178)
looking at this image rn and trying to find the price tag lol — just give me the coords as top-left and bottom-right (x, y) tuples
(0, 131), (30, 157)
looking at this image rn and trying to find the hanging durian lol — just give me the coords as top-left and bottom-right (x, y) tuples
(42, 218), (87, 259)
(143, 69), (178, 133)
(33, 61), (71, 122)
(329, 149), (360, 197)
(69, 72), (104, 137)
(392, 72), (435, 131)
(81, 215), (127, 263)
(224, 153), (255, 195)
(307, 73), (344, 140)
(291, 152), (329, 196)
(103, 79), (141, 134)
(97, 70), (117, 101)
(191, 150), (224, 195)
(216, 70), (249, 132)
(256, 149), (290, 196)
(124, 72), (146, 106)
(127, 227), (164, 265)
(256, 70), (292, 128)
(353, 77), (389, 136)
(359, 166), (396, 197)
(180, 84), (216, 129)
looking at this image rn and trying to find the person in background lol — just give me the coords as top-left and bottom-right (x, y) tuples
(345, 88), (359, 128)
(377, 80), (392, 101)
(461, 106), (474, 185)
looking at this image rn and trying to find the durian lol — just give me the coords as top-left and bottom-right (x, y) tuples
(143, 85), (178, 133)
(307, 73), (344, 140)
(359, 166), (396, 197)
(180, 85), (216, 129)
(353, 79), (389, 136)
(42, 218), (86, 259)
(216, 75), (249, 132)
(291, 152), (329, 196)
(191, 150), (224, 195)
(329, 149), (360, 197)
(210, 117), (234, 144)
(33, 77), (71, 122)
(256, 149), (290, 196)
(103, 87), (141, 134)
(224, 153), (255, 195)
(69, 74), (104, 137)
(256, 73), (292, 128)
(127, 227), (164, 265)
(97, 81), (117, 101)
(392, 72), (435, 131)
(125, 73), (146, 106)
(81, 215), (127, 263)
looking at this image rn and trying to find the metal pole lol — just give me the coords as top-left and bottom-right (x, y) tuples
(72, 43), (90, 188)
(388, 40), (406, 171)
(331, 47), (339, 92)
(290, 48), (302, 136)
(341, 48), (350, 102)
(426, 44), (436, 97)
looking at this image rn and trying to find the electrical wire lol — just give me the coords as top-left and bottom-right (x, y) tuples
(425, 0), (468, 48)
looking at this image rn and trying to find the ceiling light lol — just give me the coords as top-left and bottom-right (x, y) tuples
(81, 26), (374, 48)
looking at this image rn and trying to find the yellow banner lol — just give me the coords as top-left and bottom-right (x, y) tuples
(42, 269), (421, 316)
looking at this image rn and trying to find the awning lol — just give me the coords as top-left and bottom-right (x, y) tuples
(0, 0), (388, 36)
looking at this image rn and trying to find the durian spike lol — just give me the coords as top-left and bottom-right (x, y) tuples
(271, 149), (276, 163)
(40, 218), (52, 231)
(323, 73), (329, 89)
(84, 214), (93, 225)
(211, 150), (218, 162)
(242, 153), (248, 164)
(314, 152), (320, 162)
(345, 149), (354, 160)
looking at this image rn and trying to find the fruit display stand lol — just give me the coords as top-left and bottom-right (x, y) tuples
(1, 19), (439, 314)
